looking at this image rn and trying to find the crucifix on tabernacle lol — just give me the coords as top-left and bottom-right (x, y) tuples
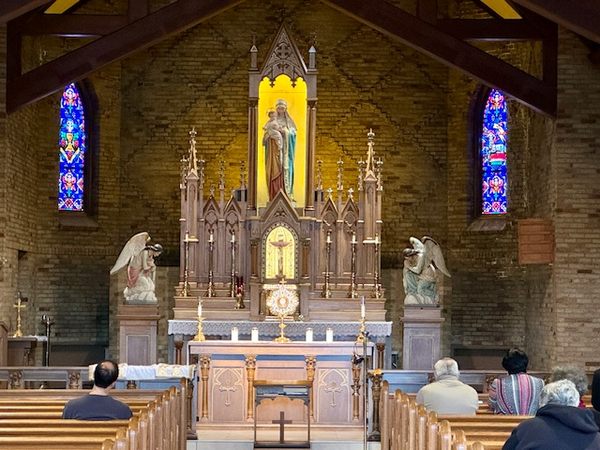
(270, 233), (290, 279)
(272, 411), (293, 444)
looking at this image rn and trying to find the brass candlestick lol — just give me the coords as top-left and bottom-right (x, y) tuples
(206, 230), (216, 297)
(348, 232), (358, 298)
(13, 292), (26, 338)
(356, 317), (366, 344)
(193, 298), (206, 342)
(322, 228), (332, 298)
(372, 234), (382, 299)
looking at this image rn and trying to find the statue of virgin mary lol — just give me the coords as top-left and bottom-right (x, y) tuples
(275, 99), (297, 198)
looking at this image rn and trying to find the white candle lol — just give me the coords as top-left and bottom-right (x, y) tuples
(209, 231), (214, 243)
(326, 233), (331, 244)
(231, 327), (239, 341)
(251, 327), (259, 342)
(197, 301), (202, 318)
(231, 232), (236, 244)
(375, 234), (379, 245)
(360, 296), (366, 319)
(326, 328), (334, 343)
(306, 328), (313, 342)
(351, 233), (357, 244)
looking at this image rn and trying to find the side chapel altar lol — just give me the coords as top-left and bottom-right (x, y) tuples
(166, 26), (393, 431)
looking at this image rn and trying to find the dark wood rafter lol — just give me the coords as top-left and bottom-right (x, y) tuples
(437, 19), (547, 41)
(417, 0), (437, 24)
(0, 0), (52, 23)
(319, 0), (556, 116)
(128, 0), (148, 22)
(18, 14), (127, 37)
(511, 0), (600, 44)
(6, 0), (246, 113)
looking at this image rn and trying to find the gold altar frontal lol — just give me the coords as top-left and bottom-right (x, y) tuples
(187, 340), (372, 432)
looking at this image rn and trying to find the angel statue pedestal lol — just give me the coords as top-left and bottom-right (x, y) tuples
(400, 236), (450, 370)
(117, 303), (160, 365)
(400, 306), (444, 370)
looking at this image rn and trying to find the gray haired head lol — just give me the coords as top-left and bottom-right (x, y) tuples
(540, 379), (580, 408)
(433, 357), (460, 380)
(549, 365), (588, 397)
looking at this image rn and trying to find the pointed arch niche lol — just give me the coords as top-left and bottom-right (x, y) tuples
(247, 25), (317, 213)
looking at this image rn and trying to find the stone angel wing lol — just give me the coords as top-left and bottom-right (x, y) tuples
(110, 232), (150, 275)
(422, 236), (451, 278)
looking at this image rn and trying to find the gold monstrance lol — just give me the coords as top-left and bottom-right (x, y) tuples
(266, 281), (299, 343)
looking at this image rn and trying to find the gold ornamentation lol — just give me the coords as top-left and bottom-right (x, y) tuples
(266, 282), (299, 343)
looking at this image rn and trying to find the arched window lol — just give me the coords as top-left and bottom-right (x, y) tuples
(58, 83), (86, 211)
(480, 89), (508, 215)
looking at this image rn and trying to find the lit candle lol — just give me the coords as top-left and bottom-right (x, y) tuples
(375, 234), (379, 245)
(198, 301), (202, 318)
(306, 328), (313, 342)
(231, 232), (236, 244)
(209, 231), (214, 243)
(326, 328), (334, 343)
(351, 233), (357, 245)
(326, 233), (331, 244)
(360, 296), (366, 320)
(231, 327), (239, 341)
(251, 327), (259, 342)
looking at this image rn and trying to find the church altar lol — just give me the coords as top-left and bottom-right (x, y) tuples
(187, 340), (372, 428)
(159, 26), (393, 433)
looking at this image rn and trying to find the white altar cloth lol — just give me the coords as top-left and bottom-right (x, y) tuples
(168, 320), (392, 340)
(88, 363), (195, 380)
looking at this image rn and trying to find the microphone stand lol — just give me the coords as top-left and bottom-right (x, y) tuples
(41, 315), (54, 366)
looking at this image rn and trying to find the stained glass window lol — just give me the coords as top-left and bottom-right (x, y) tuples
(58, 83), (86, 211)
(481, 89), (508, 215)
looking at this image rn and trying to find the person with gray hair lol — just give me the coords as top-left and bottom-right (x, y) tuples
(549, 365), (589, 407)
(416, 357), (479, 415)
(503, 380), (600, 449)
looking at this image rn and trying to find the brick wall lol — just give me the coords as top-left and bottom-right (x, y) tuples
(0, 1), (599, 369)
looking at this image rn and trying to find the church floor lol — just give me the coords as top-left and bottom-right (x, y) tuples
(187, 425), (381, 450)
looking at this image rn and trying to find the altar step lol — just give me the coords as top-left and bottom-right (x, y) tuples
(187, 426), (381, 450)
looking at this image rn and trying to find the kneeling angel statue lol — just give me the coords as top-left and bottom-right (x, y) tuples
(403, 236), (450, 305)
(111, 232), (163, 304)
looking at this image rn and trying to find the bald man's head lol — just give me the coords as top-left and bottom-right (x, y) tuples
(93, 360), (119, 388)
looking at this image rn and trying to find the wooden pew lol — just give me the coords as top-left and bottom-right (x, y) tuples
(0, 382), (188, 450)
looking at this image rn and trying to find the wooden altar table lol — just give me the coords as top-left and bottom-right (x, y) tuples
(187, 341), (372, 429)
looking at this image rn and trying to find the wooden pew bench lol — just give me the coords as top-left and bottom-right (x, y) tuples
(0, 385), (188, 450)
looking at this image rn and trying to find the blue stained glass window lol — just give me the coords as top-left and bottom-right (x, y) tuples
(481, 89), (508, 215)
(58, 83), (86, 211)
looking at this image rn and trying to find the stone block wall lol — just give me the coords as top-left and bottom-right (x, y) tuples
(0, 0), (599, 369)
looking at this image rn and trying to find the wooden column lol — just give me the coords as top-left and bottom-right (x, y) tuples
(245, 355), (257, 420)
(247, 99), (258, 213)
(368, 370), (383, 441)
(305, 100), (317, 212)
(174, 340), (184, 365)
(199, 355), (211, 421)
(376, 343), (385, 369)
(305, 355), (316, 418)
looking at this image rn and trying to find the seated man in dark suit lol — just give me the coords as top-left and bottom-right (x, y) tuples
(62, 359), (132, 420)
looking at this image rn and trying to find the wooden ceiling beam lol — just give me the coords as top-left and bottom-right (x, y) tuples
(6, 0), (246, 113)
(320, 0), (556, 116)
(437, 19), (546, 41)
(511, 0), (600, 44)
(0, 0), (52, 23)
(18, 14), (127, 37)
